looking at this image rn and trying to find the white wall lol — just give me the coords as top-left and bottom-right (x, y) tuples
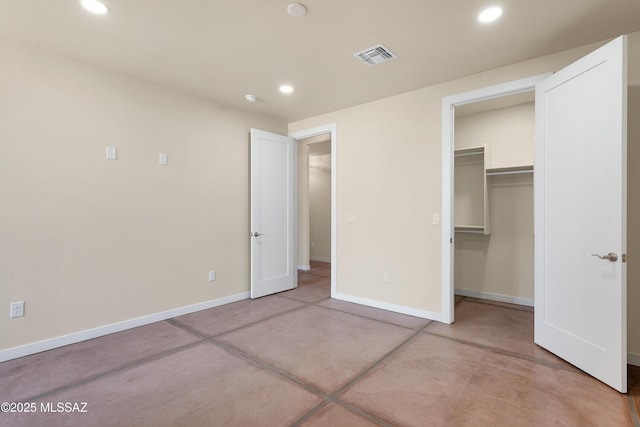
(0, 37), (286, 354)
(454, 103), (535, 304)
(455, 175), (534, 303)
(455, 103), (535, 168)
(309, 154), (331, 262)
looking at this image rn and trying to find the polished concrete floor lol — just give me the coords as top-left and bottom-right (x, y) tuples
(1, 261), (639, 426)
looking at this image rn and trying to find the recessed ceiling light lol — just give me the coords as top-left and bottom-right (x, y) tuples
(245, 94), (257, 103)
(287, 3), (307, 17)
(279, 85), (294, 95)
(81, 0), (109, 15)
(478, 6), (502, 23)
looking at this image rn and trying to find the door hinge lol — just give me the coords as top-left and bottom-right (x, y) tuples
(622, 254), (627, 263)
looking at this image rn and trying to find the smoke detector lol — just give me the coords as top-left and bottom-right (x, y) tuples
(354, 44), (396, 67)
(287, 3), (307, 17)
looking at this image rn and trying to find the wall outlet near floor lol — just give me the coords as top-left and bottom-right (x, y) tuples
(10, 301), (24, 318)
(383, 272), (391, 284)
(208, 271), (216, 282)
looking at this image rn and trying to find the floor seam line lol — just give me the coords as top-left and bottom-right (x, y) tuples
(207, 337), (328, 398)
(209, 302), (311, 339)
(332, 328), (423, 397)
(287, 400), (332, 427)
(422, 329), (589, 376)
(166, 318), (209, 339)
(628, 393), (640, 427)
(20, 339), (206, 403)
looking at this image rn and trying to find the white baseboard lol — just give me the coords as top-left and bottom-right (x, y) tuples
(310, 256), (331, 263)
(297, 264), (311, 271)
(333, 292), (447, 323)
(455, 288), (534, 307)
(628, 352), (640, 367)
(0, 292), (250, 363)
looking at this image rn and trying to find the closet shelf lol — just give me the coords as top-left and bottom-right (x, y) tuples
(454, 146), (485, 157)
(454, 144), (490, 235)
(455, 225), (486, 234)
(486, 165), (533, 176)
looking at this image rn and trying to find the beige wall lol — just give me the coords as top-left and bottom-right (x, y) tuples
(290, 33), (640, 356)
(297, 142), (310, 269)
(454, 103), (535, 302)
(309, 154), (331, 261)
(0, 38), (285, 352)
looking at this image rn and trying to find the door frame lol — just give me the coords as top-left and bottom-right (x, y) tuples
(290, 124), (337, 298)
(441, 74), (549, 324)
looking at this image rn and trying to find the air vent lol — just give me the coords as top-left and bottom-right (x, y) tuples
(354, 44), (396, 67)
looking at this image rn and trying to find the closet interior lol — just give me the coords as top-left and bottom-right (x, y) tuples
(453, 92), (535, 307)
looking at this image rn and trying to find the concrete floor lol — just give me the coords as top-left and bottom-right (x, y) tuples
(1, 261), (638, 426)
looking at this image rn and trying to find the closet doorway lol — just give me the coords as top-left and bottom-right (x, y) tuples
(441, 74), (548, 323)
(453, 91), (535, 309)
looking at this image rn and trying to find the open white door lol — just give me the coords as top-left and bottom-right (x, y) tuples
(250, 129), (297, 298)
(535, 36), (627, 392)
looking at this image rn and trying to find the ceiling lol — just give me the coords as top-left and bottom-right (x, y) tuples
(1, 1), (639, 122)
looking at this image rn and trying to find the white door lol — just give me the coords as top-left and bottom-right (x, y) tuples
(250, 129), (297, 298)
(535, 36), (627, 392)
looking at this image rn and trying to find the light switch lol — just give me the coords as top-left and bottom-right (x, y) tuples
(432, 214), (440, 225)
(346, 213), (358, 224)
(159, 153), (168, 165)
(106, 146), (117, 160)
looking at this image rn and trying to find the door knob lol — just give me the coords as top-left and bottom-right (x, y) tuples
(252, 232), (264, 237)
(591, 252), (618, 262)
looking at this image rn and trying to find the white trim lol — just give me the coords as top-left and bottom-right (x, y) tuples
(290, 124), (337, 299)
(455, 288), (534, 307)
(297, 264), (311, 271)
(309, 256), (331, 263)
(628, 352), (640, 367)
(334, 292), (448, 323)
(0, 292), (249, 363)
(441, 74), (550, 325)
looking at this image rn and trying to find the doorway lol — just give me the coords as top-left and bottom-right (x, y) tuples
(307, 137), (332, 264)
(441, 74), (548, 324)
(453, 92), (535, 308)
(290, 124), (337, 298)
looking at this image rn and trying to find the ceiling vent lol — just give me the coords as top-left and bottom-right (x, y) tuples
(354, 44), (396, 67)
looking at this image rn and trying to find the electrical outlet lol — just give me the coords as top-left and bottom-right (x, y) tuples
(383, 272), (391, 284)
(208, 271), (216, 281)
(10, 301), (24, 318)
